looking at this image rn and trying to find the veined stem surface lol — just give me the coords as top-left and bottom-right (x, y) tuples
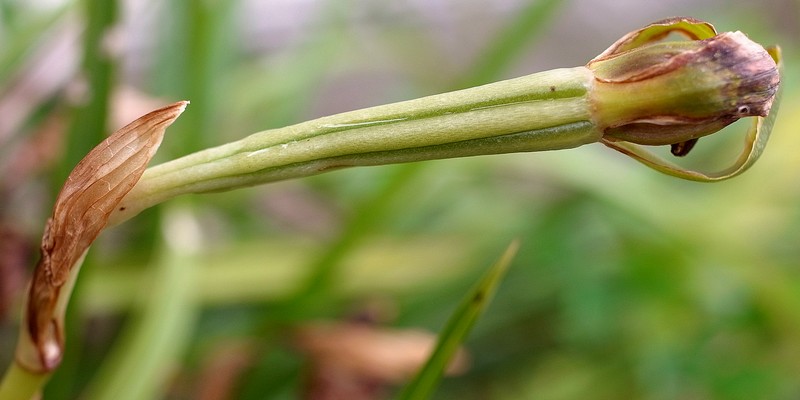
(109, 67), (598, 225)
(107, 19), (782, 225)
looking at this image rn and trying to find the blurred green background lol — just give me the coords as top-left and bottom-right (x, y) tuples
(1, 0), (799, 399)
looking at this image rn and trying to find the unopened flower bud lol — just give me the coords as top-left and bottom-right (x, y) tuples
(588, 29), (779, 148)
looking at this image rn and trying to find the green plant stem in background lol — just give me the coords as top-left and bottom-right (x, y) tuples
(59, 0), (116, 184)
(109, 67), (597, 226)
(84, 204), (198, 400)
(283, 163), (426, 315)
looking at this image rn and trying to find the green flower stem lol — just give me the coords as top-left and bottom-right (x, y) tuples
(60, 0), (116, 184)
(109, 67), (598, 226)
(0, 363), (47, 400)
(106, 17), (781, 227)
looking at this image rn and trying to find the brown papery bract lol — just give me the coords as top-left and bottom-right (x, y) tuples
(21, 101), (187, 372)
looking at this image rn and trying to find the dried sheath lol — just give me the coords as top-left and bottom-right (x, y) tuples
(18, 101), (187, 372)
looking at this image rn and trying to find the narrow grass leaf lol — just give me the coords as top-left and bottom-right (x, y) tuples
(398, 240), (519, 400)
(461, 0), (563, 86)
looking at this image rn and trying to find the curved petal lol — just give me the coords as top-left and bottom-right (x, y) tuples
(591, 17), (717, 61)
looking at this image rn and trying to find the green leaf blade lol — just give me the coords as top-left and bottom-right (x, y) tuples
(398, 240), (519, 400)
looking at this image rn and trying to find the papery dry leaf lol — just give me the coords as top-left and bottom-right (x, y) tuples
(295, 321), (470, 400)
(195, 341), (256, 400)
(19, 101), (187, 372)
(295, 322), (469, 384)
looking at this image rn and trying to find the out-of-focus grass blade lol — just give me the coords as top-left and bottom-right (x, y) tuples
(83, 205), (198, 400)
(460, 0), (563, 86)
(397, 240), (519, 400)
(0, 1), (73, 84)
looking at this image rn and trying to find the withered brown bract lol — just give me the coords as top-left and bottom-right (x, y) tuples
(20, 101), (187, 372)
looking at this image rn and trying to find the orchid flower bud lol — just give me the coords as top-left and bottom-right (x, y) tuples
(588, 18), (780, 156)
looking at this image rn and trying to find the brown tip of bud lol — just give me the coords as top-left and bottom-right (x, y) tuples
(714, 31), (780, 118)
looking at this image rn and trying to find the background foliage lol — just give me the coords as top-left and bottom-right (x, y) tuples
(0, 0), (798, 399)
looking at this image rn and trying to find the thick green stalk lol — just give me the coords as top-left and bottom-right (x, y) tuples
(0, 363), (47, 400)
(109, 67), (598, 226)
(106, 17), (780, 226)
